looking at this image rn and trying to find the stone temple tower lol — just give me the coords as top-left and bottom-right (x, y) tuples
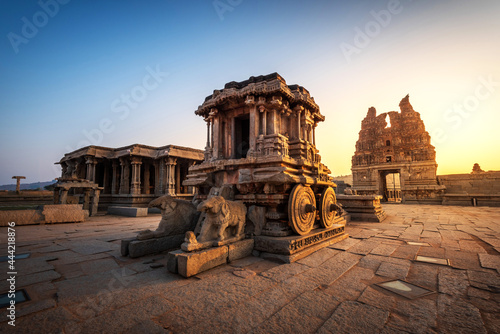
(351, 95), (445, 203)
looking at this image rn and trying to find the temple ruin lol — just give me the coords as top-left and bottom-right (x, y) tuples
(352, 95), (445, 203)
(57, 144), (203, 209)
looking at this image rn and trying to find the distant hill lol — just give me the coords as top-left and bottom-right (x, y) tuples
(0, 180), (57, 191)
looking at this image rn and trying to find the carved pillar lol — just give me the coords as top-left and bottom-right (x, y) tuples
(295, 106), (304, 140)
(206, 119), (211, 147)
(205, 118), (212, 161)
(246, 96), (257, 154)
(90, 189), (100, 216)
(175, 162), (181, 194)
(83, 189), (91, 210)
(85, 156), (96, 182)
(60, 189), (68, 204)
(260, 106), (267, 136)
(231, 117), (236, 158)
(130, 157), (142, 195)
(143, 162), (150, 194)
(154, 161), (161, 195)
(53, 189), (60, 204)
(103, 164), (109, 193)
(111, 161), (118, 194)
(211, 118), (214, 151)
(119, 158), (130, 194)
(165, 157), (177, 195)
(272, 109), (279, 134)
(313, 123), (317, 146)
(212, 114), (219, 160)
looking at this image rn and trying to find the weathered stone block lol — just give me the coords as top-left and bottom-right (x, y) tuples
(127, 234), (185, 258)
(0, 209), (44, 226)
(43, 204), (85, 223)
(107, 206), (148, 217)
(167, 249), (185, 274)
(121, 238), (134, 256)
(177, 246), (229, 278)
(228, 239), (254, 262)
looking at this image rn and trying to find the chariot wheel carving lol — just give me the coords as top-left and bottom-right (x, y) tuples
(319, 187), (337, 228)
(288, 184), (316, 235)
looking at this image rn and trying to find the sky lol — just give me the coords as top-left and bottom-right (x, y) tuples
(0, 0), (499, 185)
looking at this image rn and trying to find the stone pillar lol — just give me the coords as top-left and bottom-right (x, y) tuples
(246, 96), (257, 154)
(119, 158), (130, 194)
(90, 189), (100, 216)
(175, 162), (181, 194)
(53, 189), (60, 204)
(230, 118), (236, 158)
(154, 161), (161, 195)
(212, 116), (219, 160)
(111, 161), (118, 195)
(85, 157), (96, 182)
(260, 106), (267, 136)
(297, 111), (301, 140)
(130, 157), (142, 195)
(272, 109), (279, 134)
(165, 157), (177, 196)
(83, 189), (91, 210)
(103, 164), (109, 193)
(12, 176), (26, 194)
(211, 118), (214, 151)
(206, 119), (211, 148)
(60, 189), (68, 204)
(313, 124), (317, 146)
(144, 163), (150, 194)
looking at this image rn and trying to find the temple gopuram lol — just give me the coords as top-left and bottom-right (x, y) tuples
(351, 95), (445, 203)
(57, 144), (203, 209)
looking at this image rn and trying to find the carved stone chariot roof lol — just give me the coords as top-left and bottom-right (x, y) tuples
(195, 72), (322, 120)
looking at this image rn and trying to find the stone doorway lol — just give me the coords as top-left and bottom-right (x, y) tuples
(234, 116), (250, 158)
(379, 170), (402, 202)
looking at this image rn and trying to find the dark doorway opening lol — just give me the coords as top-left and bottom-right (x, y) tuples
(379, 170), (402, 203)
(234, 116), (250, 159)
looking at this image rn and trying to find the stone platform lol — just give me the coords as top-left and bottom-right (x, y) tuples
(254, 223), (347, 263)
(337, 194), (387, 222)
(168, 239), (254, 277)
(1, 204), (499, 333)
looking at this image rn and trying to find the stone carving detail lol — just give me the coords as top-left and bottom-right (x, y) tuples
(137, 196), (200, 240)
(182, 196), (247, 251)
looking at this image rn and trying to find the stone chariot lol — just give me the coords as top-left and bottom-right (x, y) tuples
(184, 73), (346, 259)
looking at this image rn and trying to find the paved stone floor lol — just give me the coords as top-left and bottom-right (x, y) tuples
(1, 204), (499, 333)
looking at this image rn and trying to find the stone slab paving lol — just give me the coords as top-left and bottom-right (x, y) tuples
(0, 205), (500, 333)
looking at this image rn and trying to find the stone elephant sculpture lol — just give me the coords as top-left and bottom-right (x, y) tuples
(196, 196), (247, 242)
(136, 196), (200, 240)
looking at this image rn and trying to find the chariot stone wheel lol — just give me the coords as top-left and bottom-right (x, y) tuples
(288, 184), (317, 235)
(319, 187), (337, 228)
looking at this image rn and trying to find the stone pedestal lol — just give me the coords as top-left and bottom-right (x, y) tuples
(337, 195), (386, 222)
(168, 239), (254, 277)
(253, 219), (347, 263)
(121, 234), (185, 258)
